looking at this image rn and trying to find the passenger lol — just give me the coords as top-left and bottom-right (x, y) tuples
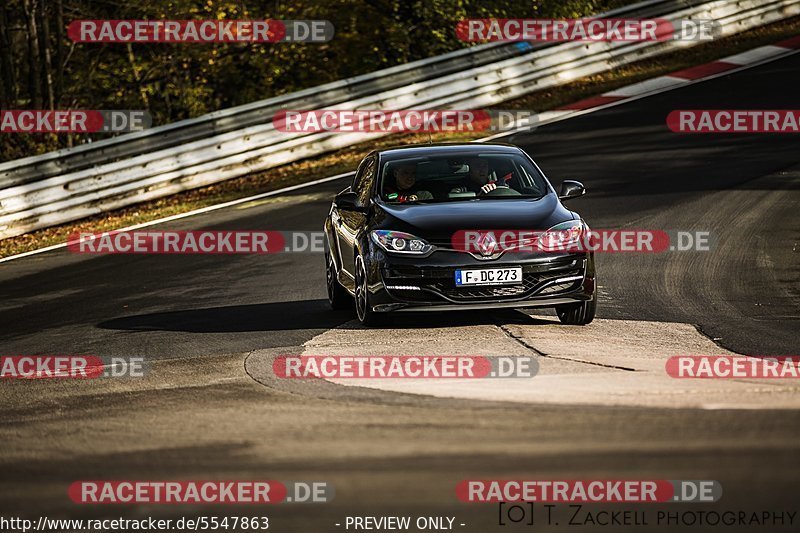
(385, 164), (433, 202)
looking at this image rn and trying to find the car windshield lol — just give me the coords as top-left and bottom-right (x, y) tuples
(378, 153), (548, 203)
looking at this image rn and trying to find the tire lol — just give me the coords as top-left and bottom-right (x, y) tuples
(325, 246), (350, 310)
(556, 288), (597, 325)
(354, 254), (384, 326)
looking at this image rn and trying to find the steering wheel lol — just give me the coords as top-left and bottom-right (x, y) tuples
(484, 186), (521, 197)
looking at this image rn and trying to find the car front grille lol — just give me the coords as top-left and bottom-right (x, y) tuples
(382, 260), (584, 303)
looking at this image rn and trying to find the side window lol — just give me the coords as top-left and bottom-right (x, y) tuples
(352, 155), (376, 205)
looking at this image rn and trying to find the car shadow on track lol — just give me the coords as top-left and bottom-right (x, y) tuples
(364, 309), (560, 329)
(97, 298), (353, 333)
(97, 299), (559, 333)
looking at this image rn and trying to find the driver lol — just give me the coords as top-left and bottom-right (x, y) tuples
(451, 158), (498, 195)
(385, 163), (433, 202)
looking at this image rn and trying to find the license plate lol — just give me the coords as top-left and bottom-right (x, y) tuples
(455, 267), (522, 286)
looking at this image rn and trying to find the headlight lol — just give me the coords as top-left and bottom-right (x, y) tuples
(537, 220), (585, 252)
(371, 230), (433, 255)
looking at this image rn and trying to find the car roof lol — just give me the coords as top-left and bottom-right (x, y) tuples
(375, 142), (524, 161)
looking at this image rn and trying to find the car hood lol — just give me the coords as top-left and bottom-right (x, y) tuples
(374, 195), (573, 241)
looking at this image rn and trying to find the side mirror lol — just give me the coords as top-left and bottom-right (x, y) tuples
(558, 180), (586, 200)
(334, 191), (365, 212)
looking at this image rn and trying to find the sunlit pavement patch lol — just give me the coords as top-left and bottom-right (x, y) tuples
(287, 317), (800, 409)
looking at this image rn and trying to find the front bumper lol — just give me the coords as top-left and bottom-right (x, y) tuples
(366, 248), (595, 313)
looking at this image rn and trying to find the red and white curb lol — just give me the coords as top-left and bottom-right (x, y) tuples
(482, 35), (800, 132)
(559, 35), (800, 113)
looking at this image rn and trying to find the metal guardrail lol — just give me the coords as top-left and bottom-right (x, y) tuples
(0, 0), (796, 239)
(0, 0), (682, 188)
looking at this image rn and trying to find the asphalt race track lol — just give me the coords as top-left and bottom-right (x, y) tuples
(1, 53), (798, 531)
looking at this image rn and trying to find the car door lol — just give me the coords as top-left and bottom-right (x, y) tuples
(335, 154), (376, 280)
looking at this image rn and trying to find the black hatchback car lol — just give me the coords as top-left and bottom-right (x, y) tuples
(323, 143), (596, 326)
